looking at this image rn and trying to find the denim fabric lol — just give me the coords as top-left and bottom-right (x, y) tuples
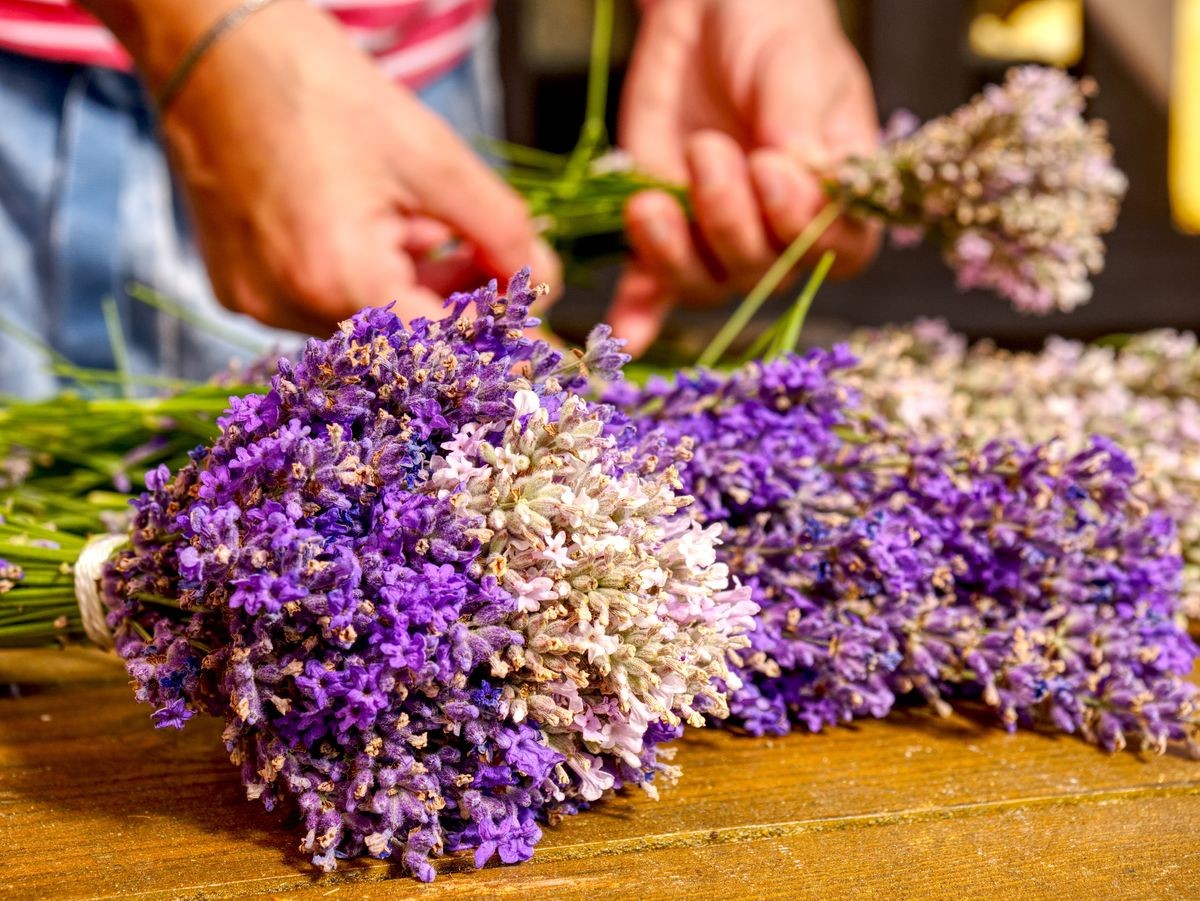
(0, 25), (501, 397)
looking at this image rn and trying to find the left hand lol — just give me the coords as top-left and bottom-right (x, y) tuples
(610, 0), (881, 355)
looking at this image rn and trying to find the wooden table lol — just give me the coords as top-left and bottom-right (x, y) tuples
(2, 649), (1198, 900)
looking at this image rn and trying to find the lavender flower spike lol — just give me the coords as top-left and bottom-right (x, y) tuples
(830, 66), (1127, 313)
(846, 320), (1200, 620)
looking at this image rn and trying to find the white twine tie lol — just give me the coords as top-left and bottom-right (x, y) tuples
(73, 533), (129, 650)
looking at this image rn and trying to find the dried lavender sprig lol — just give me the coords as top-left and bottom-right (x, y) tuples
(495, 66), (1124, 316)
(613, 351), (1199, 755)
(846, 321), (1200, 620)
(829, 67), (1126, 314)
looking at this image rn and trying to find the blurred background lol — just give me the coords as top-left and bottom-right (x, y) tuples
(497, 0), (1199, 353)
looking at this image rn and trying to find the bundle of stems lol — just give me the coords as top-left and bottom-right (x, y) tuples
(0, 383), (250, 646)
(488, 0), (685, 256)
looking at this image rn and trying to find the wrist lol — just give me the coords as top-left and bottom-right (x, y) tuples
(77, 0), (268, 92)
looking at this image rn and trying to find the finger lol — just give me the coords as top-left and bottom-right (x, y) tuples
(341, 234), (452, 327)
(412, 245), (482, 298)
(606, 262), (673, 358)
(751, 36), (839, 163)
(816, 215), (882, 278)
(211, 266), (320, 335)
(406, 120), (546, 281)
(822, 58), (880, 162)
(686, 130), (773, 286)
(815, 62), (882, 276)
(749, 148), (879, 279)
(749, 149), (825, 249)
(405, 222), (560, 310)
(296, 215), (450, 329)
(404, 215), (456, 255)
(212, 250), (362, 337)
(624, 190), (725, 305)
(616, 2), (697, 178)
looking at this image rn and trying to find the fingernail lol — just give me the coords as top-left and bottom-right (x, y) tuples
(791, 140), (832, 174)
(752, 156), (792, 212)
(640, 213), (672, 251)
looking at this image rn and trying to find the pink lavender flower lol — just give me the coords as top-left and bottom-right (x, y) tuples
(614, 351), (1199, 755)
(103, 272), (752, 880)
(830, 66), (1126, 313)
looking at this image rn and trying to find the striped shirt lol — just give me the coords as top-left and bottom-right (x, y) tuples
(0, 0), (493, 88)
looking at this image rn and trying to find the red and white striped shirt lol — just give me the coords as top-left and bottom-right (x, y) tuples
(0, 0), (493, 89)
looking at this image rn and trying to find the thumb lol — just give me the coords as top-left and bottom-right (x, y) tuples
(751, 46), (833, 168)
(607, 263), (674, 358)
(346, 241), (449, 325)
(409, 124), (562, 292)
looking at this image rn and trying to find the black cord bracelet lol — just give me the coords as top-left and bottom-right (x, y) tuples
(156, 0), (287, 111)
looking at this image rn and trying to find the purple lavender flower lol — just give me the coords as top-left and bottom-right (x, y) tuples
(830, 66), (1126, 313)
(103, 271), (751, 880)
(617, 351), (1199, 755)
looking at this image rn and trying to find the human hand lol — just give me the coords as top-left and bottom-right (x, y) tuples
(99, 0), (560, 333)
(611, 0), (880, 355)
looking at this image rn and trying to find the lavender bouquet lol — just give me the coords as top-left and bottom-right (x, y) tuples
(829, 67), (1126, 313)
(0, 271), (755, 880)
(846, 321), (1200, 620)
(613, 350), (1199, 755)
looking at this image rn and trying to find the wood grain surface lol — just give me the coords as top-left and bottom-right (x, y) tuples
(2, 649), (1198, 900)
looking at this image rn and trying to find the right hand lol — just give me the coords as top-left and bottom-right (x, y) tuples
(609, 0), (879, 356)
(148, 1), (560, 333)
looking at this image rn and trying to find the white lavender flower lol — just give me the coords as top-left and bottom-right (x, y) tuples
(430, 387), (755, 801)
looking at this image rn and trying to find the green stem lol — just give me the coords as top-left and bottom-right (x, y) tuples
(0, 313), (79, 373)
(47, 363), (195, 391)
(0, 626), (74, 643)
(101, 297), (134, 399)
(0, 545), (74, 564)
(770, 250), (837, 359)
(131, 592), (182, 609)
(697, 202), (842, 368)
(565, 0), (615, 184)
(128, 283), (270, 355)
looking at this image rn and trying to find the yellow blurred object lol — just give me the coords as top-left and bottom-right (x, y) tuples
(1171, 0), (1200, 233)
(969, 0), (1083, 66)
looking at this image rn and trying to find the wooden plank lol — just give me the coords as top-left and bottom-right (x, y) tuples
(270, 795), (1200, 900)
(2, 671), (1199, 899)
(0, 647), (125, 687)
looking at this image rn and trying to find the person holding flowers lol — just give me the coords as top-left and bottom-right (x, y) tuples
(0, 0), (878, 394)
